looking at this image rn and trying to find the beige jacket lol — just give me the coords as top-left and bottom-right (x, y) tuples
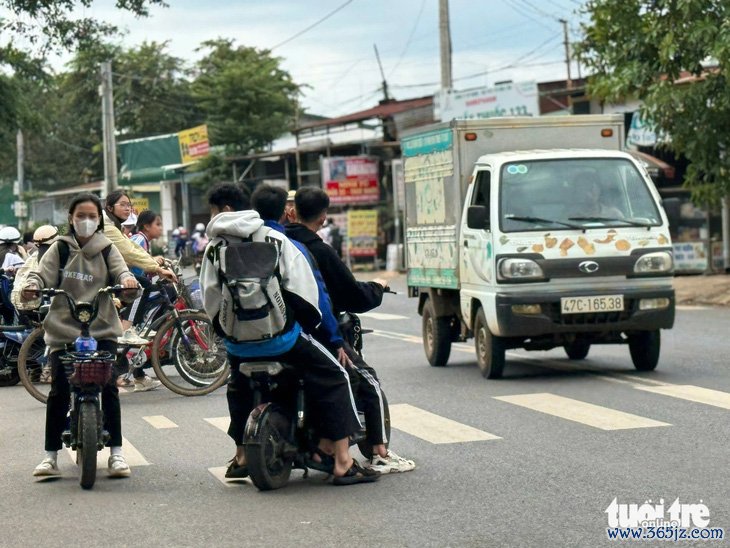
(103, 212), (159, 273)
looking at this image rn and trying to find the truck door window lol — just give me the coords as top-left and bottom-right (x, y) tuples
(472, 170), (490, 208)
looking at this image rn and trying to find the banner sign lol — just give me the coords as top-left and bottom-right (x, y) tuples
(627, 112), (658, 147)
(178, 124), (210, 164)
(132, 197), (149, 213)
(322, 156), (379, 205)
(347, 209), (378, 257)
(436, 81), (539, 122)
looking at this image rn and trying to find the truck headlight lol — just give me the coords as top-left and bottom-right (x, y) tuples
(634, 251), (673, 274)
(498, 258), (544, 280)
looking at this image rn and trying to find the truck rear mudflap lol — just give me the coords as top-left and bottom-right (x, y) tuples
(494, 287), (675, 337)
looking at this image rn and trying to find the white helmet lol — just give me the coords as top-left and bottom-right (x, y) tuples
(0, 226), (21, 243)
(195, 223), (205, 232)
(33, 225), (59, 245)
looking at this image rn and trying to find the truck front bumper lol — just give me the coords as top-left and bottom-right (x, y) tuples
(495, 287), (675, 337)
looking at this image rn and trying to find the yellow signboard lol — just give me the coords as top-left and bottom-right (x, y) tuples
(347, 209), (378, 257)
(132, 197), (149, 213)
(178, 124), (210, 164)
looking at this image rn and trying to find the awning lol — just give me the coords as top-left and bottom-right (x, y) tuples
(627, 150), (675, 180)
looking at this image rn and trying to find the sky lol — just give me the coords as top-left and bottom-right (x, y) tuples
(41, 0), (588, 117)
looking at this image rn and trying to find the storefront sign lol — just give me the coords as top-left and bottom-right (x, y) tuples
(132, 197), (149, 213)
(178, 124), (210, 164)
(436, 81), (539, 122)
(627, 112), (658, 147)
(673, 242), (707, 272)
(322, 156), (379, 205)
(347, 209), (378, 257)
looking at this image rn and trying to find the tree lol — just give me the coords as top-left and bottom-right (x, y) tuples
(191, 39), (301, 153)
(575, 0), (730, 201)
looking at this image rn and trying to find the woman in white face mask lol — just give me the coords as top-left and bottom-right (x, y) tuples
(21, 192), (140, 480)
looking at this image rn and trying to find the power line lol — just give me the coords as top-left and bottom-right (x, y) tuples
(513, 0), (561, 21)
(503, 0), (555, 31)
(270, 0), (356, 51)
(388, 0), (427, 79)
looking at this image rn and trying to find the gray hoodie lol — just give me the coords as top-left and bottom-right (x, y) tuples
(26, 233), (134, 349)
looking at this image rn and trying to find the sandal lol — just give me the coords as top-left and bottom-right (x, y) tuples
(305, 447), (335, 474)
(224, 458), (249, 479)
(333, 459), (380, 486)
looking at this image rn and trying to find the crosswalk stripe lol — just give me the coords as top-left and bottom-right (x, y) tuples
(635, 384), (730, 410)
(205, 417), (230, 434)
(389, 403), (500, 444)
(143, 415), (178, 429)
(494, 393), (670, 430)
(359, 312), (409, 321)
(64, 436), (150, 467)
(208, 466), (251, 488)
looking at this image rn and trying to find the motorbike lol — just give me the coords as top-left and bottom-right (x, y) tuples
(242, 288), (395, 491)
(36, 284), (136, 490)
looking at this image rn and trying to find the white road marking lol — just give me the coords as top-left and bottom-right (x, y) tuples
(204, 417), (230, 434)
(359, 312), (409, 321)
(676, 305), (710, 311)
(494, 393), (670, 430)
(635, 384), (730, 410)
(389, 403), (500, 444)
(64, 436), (150, 467)
(143, 415), (178, 429)
(208, 466), (251, 487)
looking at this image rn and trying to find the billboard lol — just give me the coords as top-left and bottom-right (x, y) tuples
(436, 81), (539, 122)
(322, 156), (379, 205)
(347, 209), (378, 257)
(178, 124), (210, 164)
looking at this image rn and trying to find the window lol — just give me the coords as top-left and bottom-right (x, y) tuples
(472, 170), (491, 208)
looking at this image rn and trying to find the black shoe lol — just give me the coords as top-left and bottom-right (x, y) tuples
(332, 459), (380, 486)
(225, 458), (249, 479)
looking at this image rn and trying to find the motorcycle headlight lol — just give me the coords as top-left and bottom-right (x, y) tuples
(634, 251), (673, 274)
(498, 258), (545, 281)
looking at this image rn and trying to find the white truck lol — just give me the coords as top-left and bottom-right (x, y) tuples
(402, 115), (675, 378)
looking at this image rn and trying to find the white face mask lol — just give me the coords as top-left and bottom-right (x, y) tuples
(73, 219), (99, 238)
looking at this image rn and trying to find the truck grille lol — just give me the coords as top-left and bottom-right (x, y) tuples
(546, 298), (636, 326)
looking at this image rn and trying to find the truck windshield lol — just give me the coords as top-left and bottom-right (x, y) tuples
(499, 158), (662, 233)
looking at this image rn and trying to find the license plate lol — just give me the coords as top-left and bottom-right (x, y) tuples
(560, 295), (624, 315)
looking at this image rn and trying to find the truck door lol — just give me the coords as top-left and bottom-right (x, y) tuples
(461, 169), (495, 294)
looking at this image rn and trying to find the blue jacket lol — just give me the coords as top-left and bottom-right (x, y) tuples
(265, 220), (343, 349)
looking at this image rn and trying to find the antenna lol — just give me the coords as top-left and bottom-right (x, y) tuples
(373, 44), (391, 101)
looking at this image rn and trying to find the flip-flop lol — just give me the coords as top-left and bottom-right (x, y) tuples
(332, 459), (380, 486)
(305, 448), (335, 474)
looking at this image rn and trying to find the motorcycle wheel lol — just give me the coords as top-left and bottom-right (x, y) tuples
(357, 391), (391, 459)
(0, 351), (20, 386)
(245, 405), (293, 491)
(78, 402), (99, 490)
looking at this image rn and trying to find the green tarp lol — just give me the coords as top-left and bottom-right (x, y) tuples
(118, 133), (182, 185)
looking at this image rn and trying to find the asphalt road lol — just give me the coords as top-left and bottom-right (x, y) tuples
(1, 276), (728, 547)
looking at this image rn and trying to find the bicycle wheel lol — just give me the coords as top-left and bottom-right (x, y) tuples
(151, 311), (229, 396)
(78, 401), (99, 490)
(17, 327), (50, 404)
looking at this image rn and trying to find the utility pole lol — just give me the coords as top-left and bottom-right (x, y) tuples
(439, 0), (453, 91)
(16, 129), (26, 230)
(560, 18), (573, 90)
(100, 61), (118, 198)
(373, 44), (390, 101)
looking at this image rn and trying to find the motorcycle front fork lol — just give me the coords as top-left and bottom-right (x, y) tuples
(61, 391), (109, 451)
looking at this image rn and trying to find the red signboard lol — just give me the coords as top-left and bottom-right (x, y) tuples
(322, 156), (379, 205)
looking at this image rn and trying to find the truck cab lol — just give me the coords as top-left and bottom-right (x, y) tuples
(457, 149), (674, 377)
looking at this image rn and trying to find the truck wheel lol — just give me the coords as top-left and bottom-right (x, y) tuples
(422, 298), (451, 367)
(628, 330), (660, 371)
(564, 340), (590, 360)
(474, 308), (505, 379)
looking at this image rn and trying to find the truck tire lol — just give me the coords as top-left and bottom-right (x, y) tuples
(474, 308), (505, 379)
(422, 298), (451, 367)
(629, 330), (660, 371)
(564, 340), (590, 360)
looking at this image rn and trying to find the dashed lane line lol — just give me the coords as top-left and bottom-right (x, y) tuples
(359, 312), (409, 321)
(634, 384), (730, 410)
(142, 415), (178, 429)
(204, 417), (230, 434)
(64, 436), (150, 467)
(389, 403), (500, 444)
(494, 393), (671, 431)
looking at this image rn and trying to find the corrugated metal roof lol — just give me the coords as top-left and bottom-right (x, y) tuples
(297, 96), (434, 130)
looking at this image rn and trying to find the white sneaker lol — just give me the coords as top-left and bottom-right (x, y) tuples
(33, 457), (61, 477)
(118, 327), (149, 346)
(367, 450), (416, 474)
(134, 376), (161, 392)
(108, 454), (131, 477)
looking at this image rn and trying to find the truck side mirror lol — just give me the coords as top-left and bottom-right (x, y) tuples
(467, 205), (490, 230)
(662, 197), (680, 226)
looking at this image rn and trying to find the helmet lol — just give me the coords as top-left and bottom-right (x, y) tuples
(172, 228), (180, 237)
(0, 226), (21, 243)
(179, 227), (188, 236)
(32, 225), (59, 245)
(195, 223), (205, 232)
(122, 213), (137, 227)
